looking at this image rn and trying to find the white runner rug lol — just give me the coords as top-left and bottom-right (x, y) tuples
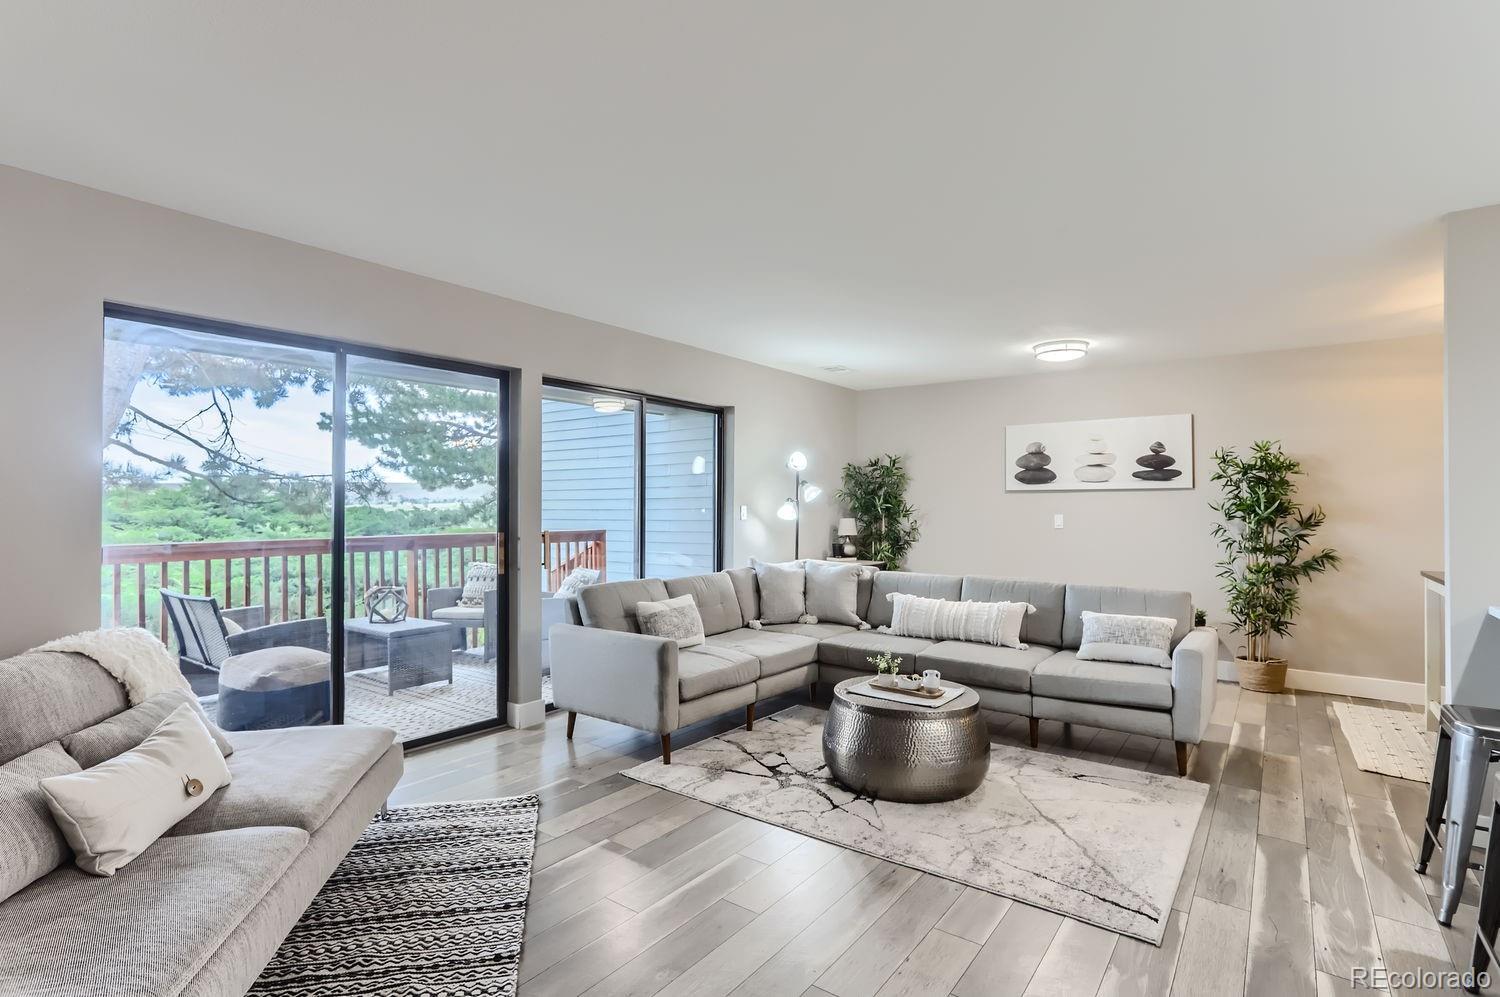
(624, 705), (1208, 945)
(1330, 700), (1433, 782)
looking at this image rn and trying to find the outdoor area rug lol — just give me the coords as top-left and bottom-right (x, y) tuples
(1330, 700), (1434, 782)
(249, 795), (539, 997)
(623, 705), (1207, 945)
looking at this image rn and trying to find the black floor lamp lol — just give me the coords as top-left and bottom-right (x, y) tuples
(777, 451), (821, 558)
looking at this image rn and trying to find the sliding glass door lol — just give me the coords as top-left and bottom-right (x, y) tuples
(101, 306), (510, 747)
(539, 379), (722, 705)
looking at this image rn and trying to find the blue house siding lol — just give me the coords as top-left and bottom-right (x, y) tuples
(541, 394), (718, 586)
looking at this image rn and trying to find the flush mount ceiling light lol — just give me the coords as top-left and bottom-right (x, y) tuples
(1032, 339), (1090, 363)
(591, 397), (628, 414)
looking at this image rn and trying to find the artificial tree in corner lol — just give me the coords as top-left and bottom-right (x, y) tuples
(1210, 440), (1341, 693)
(837, 454), (921, 570)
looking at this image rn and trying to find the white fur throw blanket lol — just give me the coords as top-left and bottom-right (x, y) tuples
(36, 627), (192, 705)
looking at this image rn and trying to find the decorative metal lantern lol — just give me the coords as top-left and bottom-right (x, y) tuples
(365, 585), (409, 624)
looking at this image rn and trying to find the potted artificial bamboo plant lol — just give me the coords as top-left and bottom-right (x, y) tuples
(1210, 441), (1341, 693)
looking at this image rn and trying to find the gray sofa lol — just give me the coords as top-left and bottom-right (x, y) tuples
(550, 568), (1218, 774)
(0, 648), (403, 997)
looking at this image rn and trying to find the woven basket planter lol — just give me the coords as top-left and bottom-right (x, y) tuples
(1235, 657), (1288, 694)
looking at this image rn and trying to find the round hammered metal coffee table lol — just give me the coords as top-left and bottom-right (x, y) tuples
(823, 677), (990, 803)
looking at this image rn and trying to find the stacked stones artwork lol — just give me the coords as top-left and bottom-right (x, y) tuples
(1073, 436), (1116, 482)
(1014, 441), (1056, 484)
(1132, 441), (1183, 481)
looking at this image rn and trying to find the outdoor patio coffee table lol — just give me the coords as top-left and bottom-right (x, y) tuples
(823, 676), (990, 803)
(343, 617), (453, 695)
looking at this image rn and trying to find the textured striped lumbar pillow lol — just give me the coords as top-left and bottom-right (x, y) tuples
(885, 593), (1033, 649)
(1075, 611), (1177, 667)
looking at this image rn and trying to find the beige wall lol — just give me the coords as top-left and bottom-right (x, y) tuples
(854, 335), (1443, 686)
(0, 165), (858, 711)
(1445, 204), (1500, 705)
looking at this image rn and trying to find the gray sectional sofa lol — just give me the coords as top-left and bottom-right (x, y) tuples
(551, 568), (1219, 774)
(0, 649), (403, 997)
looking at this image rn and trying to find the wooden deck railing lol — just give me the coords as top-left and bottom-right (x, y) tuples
(541, 530), (608, 591)
(103, 527), (608, 640)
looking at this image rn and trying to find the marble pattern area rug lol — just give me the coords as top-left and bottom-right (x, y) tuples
(624, 706), (1207, 944)
(1330, 700), (1434, 782)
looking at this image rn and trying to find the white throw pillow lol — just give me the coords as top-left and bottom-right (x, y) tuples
(39, 704), (232, 876)
(636, 594), (706, 648)
(1075, 611), (1177, 667)
(458, 562), (498, 607)
(555, 567), (600, 596)
(750, 558), (808, 625)
(886, 593), (1034, 649)
(803, 560), (867, 628)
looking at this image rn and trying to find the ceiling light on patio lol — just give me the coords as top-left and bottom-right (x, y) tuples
(592, 397), (628, 413)
(1032, 339), (1090, 363)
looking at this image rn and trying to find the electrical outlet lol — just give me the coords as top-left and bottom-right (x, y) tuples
(1054, 513), (1064, 529)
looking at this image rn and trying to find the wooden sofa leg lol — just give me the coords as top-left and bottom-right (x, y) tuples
(1175, 741), (1190, 777)
(1028, 718), (1039, 749)
(566, 711), (576, 740)
(661, 733), (672, 765)
(746, 703), (755, 731)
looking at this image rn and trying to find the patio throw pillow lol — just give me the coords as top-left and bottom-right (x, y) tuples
(636, 595), (705, 648)
(41, 704), (232, 876)
(749, 558), (811, 626)
(1075, 610), (1177, 667)
(0, 742), (82, 904)
(885, 593), (1034, 649)
(556, 567), (600, 597)
(61, 688), (234, 768)
(803, 559), (869, 628)
(458, 562), (498, 607)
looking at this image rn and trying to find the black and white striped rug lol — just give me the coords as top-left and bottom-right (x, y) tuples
(249, 795), (540, 996)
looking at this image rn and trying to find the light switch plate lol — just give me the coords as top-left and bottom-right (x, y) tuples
(1053, 514), (1064, 529)
(740, 504), (749, 521)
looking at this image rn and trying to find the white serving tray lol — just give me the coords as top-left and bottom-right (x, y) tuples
(848, 679), (965, 709)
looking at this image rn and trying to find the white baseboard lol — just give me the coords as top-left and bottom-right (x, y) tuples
(507, 698), (547, 729)
(1214, 658), (1422, 705)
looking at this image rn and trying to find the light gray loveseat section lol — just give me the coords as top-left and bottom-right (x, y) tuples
(0, 649), (403, 997)
(550, 566), (1219, 774)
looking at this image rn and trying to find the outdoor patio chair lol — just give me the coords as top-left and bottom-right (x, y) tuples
(426, 585), (498, 662)
(160, 590), (331, 731)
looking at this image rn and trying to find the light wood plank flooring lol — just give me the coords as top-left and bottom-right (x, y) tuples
(392, 683), (1488, 996)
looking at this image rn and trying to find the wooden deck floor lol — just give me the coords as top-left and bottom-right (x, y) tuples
(392, 683), (1487, 997)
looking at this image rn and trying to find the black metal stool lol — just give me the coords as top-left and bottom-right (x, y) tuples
(1466, 772), (1500, 993)
(1417, 704), (1500, 925)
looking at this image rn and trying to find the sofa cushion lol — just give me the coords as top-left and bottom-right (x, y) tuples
(1031, 650), (1174, 710)
(167, 724), (396, 836)
(865, 572), (963, 629)
(0, 650), (128, 765)
(1062, 584), (1192, 651)
(916, 642), (1058, 694)
(0, 742), (80, 905)
(726, 566), (760, 623)
(817, 630), (936, 671)
(0, 825), (306, 997)
(678, 645), (759, 701)
(61, 689), (233, 768)
(664, 572), (744, 636)
(577, 578), (671, 633)
(431, 605), (486, 622)
(705, 628), (819, 678)
(760, 622), (859, 640)
(960, 576), (1068, 647)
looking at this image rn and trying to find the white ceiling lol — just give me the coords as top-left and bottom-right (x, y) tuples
(2, 2), (1496, 389)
